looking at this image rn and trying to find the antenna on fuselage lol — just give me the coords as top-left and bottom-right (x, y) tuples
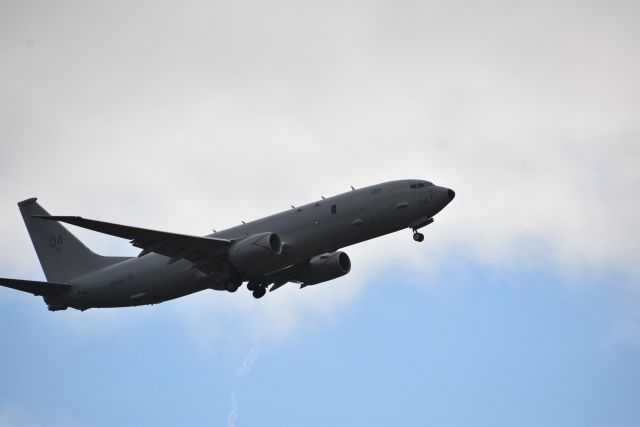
(241, 221), (245, 224)
(321, 196), (325, 200)
(350, 186), (355, 190)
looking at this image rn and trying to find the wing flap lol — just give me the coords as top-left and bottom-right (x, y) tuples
(0, 278), (71, 296)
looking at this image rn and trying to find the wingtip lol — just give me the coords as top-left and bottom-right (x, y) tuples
(17, 197), (38, 208)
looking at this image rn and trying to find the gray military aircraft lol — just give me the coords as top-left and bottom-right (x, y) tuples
(0, 180), (454, 310)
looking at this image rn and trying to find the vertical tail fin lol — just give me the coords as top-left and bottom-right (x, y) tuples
(18, 198), (130, 282)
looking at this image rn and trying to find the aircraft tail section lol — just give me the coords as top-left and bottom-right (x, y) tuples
(18, 198), (131, 282)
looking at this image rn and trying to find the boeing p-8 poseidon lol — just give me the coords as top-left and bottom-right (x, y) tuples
(0, 180), (455, 311)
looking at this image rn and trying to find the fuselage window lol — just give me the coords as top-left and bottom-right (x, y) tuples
(409, 184), (417, 189)
(331, 204), (337, 214)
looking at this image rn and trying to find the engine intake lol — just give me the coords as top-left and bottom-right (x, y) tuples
(299, 251), (351, 286)
(228, 232), (282, 276)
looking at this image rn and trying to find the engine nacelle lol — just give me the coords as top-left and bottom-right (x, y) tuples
(299, 251), (351, 286)
(228, 232), (282, 276)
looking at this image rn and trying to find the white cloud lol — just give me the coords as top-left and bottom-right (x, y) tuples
(225, 339), (260, 427)
(0, 404), (36, 427)
(237, 339), (260, 377)
(1, 0), (639, 341)
(226, 391), (238, 427)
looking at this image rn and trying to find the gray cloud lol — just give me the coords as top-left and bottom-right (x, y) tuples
(1, 0), (639, 337)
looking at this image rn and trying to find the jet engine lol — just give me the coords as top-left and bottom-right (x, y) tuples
(299, 251), (351, 286)
(228, 232), (282, 276)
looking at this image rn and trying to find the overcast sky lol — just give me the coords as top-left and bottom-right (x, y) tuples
(1, 0), (639, 426)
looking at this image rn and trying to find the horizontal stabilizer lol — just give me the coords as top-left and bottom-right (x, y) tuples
(0, 277), (71, 296)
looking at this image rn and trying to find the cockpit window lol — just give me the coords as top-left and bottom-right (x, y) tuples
(410, 182), (434, 189)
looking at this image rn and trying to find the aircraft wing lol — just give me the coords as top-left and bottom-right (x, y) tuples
(34, 215), (232, 273)
(0, 277), (71, 296)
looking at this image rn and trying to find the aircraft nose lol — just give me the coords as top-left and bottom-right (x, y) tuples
(447, 188), (455, 201)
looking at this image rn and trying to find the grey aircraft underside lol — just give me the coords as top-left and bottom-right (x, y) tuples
(0, 179), (454, 311)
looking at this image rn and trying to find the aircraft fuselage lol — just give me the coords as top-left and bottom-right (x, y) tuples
(31, 179), (454, 310)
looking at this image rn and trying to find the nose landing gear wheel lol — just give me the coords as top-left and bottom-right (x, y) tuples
(413, 232), (424, 242)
